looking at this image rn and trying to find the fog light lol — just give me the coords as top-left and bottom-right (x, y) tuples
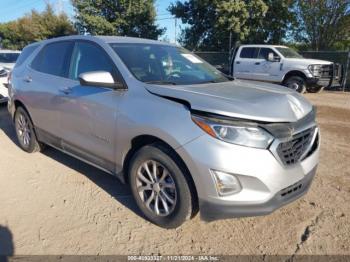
(211, 170), (242, 196)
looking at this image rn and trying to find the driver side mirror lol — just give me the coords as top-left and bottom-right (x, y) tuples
(79, 71), (125, 89)
(267, 52), (280, 62)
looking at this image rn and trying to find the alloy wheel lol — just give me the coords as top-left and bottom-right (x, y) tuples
(136, 160), (177, 216)
(16, 113), (31, 146)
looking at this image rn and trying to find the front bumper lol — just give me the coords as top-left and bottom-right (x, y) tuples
(176, 127), (320, 222)
(199, 166), (316, 221)
(306, 63), (343, 88)
(306, 77), (332, 87)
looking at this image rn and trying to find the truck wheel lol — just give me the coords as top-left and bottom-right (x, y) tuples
(14, 107), (44, 153)
(306, 86), (325, 93)
(128, 144), (196, 228)
(284, 76), (306, 93)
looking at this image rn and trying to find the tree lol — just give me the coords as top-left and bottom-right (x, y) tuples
(246, 0), (298, 44)
(168, 0), (269, 51)
(0, 4), (76, 50)
(295, 0), (350, 50)
(72, 0), (165, 39)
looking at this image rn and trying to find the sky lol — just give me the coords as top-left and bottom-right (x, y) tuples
(0, 0), (183, 43)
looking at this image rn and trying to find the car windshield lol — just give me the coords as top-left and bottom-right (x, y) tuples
(110, 43), (230, 85)
(0, 52), (20, 63)
(275, 47), (303, 58)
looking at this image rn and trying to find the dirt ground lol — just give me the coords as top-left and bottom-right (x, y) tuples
(0, 91), (349, 256)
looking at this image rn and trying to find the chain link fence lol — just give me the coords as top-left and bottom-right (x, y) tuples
(195, 51), (350, 90)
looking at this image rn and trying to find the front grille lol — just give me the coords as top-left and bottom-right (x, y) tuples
(277, 127), (316, 165)
(319, 63), (342, 80)
(320, 64), (332, 78)
(334, 63), (342, 80)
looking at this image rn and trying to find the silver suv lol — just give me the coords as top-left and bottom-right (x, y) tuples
(8, 36), (320, 228)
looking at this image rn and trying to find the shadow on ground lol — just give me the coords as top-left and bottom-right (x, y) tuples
(0, 105), (144, 221)
(0, 225), (14, 262)
(0, 104), (18, 147)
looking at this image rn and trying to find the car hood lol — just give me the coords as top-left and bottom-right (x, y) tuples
(145, 80), (313, 123)
(285, 58), (332, 65)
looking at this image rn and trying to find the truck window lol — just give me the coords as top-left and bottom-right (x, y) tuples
(240, 47), (259, 59)
(258, 48), (279, 60)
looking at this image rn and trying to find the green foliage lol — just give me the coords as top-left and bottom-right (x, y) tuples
(294, 0), (350, 50)
(0, 4), (76, 50)
(169, 0), (299, 51)
(169, 0), (349, 51)
(72, 0), (165, 39)
(246, 0), (298, 44)
(169, 0), (262, 51)
(216, 0), (268, 41)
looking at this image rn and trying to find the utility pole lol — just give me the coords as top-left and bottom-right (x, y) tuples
(343, 50), (350, 92)
(174, 18), (177, 44)
(229, 31), (232, 53)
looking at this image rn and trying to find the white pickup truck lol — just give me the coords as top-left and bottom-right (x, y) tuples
(229, 45), (342, 93)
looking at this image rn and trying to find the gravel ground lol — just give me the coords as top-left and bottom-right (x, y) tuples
(0, 91), (349, 255)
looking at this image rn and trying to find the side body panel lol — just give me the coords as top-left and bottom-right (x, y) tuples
(56, 79), (120, 172)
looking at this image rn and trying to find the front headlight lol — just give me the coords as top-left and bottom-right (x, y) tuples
(191, 115), (274, 149)
(308, 64), (322, 77)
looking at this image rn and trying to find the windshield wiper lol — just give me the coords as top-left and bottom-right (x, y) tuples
(145, 80), (177, 85)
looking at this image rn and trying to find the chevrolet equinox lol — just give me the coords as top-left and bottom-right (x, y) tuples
(8, 36), (320, 228)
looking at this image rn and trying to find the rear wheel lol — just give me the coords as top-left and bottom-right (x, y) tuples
(14, 107), (44, 153)
(306, 85), (325, 93)
(284, 76), (306, 93)
(128, 144), (196, 228)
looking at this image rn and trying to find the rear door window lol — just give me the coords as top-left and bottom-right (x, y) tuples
(240, 47), (259, 59)
(31, 41), (73, 78)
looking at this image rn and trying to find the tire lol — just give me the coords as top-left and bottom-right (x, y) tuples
(128, 143), (196, 228)
(14, 107), (44, 153)
(284, 76), (307, 93)
(306, 85), (325, 93)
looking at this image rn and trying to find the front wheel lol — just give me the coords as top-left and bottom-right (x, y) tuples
(284, 76), (306, 93)
(128, 144), (196, 228)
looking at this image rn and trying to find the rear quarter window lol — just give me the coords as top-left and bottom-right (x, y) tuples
(15, 45), (38, 68)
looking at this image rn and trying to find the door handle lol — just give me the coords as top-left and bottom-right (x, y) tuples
(255, 62), (260, 65)
(59, 87), (73, 95)
(236, 61), (241, 64)
(23, 76), (32, 83)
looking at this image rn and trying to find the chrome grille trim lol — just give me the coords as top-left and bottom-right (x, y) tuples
(276, 127), (317, 165)
(269, 125), (319, 166)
